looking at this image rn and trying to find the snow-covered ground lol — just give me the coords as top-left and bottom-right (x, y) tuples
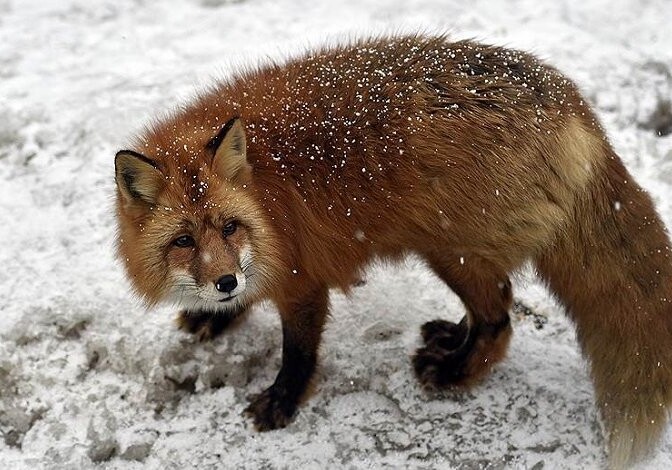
(1, 0), (671, 468)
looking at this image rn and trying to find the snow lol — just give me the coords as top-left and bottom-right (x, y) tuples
(1, 0), (672, 468)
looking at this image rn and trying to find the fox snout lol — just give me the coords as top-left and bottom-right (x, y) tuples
(201, 250), (250, 300)
(213, 272), (248, 300)
(168, 268), (249, 313)
(205, 269), (248, 298)
(215, 274), (238, 294)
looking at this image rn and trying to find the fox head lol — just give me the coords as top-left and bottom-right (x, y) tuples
(115, 117), (281, 314)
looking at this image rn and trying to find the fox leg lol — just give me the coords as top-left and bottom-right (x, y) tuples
(176, 306), (246, 341)
(414, 254), (512, 388)
(245, 284), (328, 431)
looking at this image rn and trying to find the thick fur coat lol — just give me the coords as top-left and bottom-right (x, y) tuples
(115, 35), (672, 469)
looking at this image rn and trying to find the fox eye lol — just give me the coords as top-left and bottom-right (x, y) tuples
(173, 235), (195, 248)
(223, 220), (238, 237)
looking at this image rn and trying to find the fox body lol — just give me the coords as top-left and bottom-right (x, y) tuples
(115, 35), (672, 468)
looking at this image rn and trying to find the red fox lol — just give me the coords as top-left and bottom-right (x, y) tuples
(115, 35), (672, 468)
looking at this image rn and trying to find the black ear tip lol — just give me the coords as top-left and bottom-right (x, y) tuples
(220, 117), (241, 135)
(207, 116), (245, 155)
(115, 150), (130, 172)
(114, 150), (158, 169)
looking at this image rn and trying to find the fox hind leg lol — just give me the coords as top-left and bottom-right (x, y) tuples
(414, 254), (513, 388)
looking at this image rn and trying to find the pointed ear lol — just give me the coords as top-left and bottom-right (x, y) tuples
(115, 150), (164, 205)
(207, 117), (251, 181)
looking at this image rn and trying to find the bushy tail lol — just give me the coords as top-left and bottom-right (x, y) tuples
(535, 151), (672, 469)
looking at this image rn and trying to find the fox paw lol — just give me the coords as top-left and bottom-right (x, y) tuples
(244, 386), (297, 431)
(414, 319), (471, 389)
(413, 342), (470, 389)
(414, 317), (511, 389)
(420, 319), (468, 349)
(176, 311), (234, 341)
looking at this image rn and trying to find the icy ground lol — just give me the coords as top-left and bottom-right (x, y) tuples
(1, 0), (672, 468)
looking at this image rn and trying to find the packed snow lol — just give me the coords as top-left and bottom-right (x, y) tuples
(1, 0), (672, 468)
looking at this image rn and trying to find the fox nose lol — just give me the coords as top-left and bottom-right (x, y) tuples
(215, 274), (238, 293)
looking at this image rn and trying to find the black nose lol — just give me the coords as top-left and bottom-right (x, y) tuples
(215, 275), (238, 293)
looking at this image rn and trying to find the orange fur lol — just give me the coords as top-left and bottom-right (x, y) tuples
(115, 35), (672, 468)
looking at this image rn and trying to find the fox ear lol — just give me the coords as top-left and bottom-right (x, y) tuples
(115, 150), (163, 205)
(207, 117), (251, 181)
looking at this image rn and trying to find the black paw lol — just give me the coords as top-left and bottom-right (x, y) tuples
(413, 342), (469, 390)
(177, 310), (235, 341)
(414, 318), (471, 389)
(244, 386), (297, 431)
(420, 318), (467, 350)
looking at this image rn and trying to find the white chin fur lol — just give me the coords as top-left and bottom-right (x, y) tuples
(169, 293), (245, 313)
